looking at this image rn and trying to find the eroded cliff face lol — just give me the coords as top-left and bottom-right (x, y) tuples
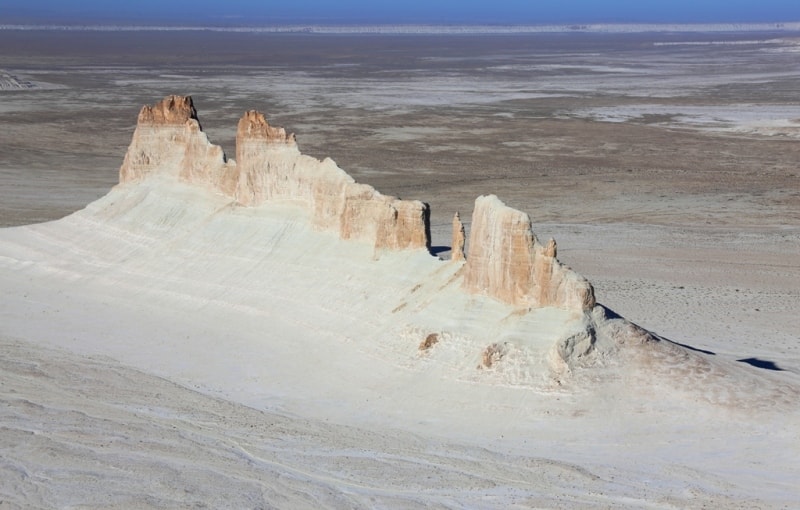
(462, 195), (596, 311)
(119, 96), (430, 252)
(101, 96), (724, 384)
(119, 95), (234, 189)
(119, 96), (593, 312)
(233, 110), (430, 251)
(451, 212), (466, 262)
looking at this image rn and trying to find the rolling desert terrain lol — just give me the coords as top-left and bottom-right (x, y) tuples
(1, 28), (799, 508)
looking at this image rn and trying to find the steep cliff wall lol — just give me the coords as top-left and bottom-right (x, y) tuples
(119, 96), (594, 311)
(119, 96), (430, 252)
(462, 195), (596, 311)
(119, 95), (235, 189)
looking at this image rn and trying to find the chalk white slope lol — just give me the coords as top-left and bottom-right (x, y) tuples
(1, 99), (799, 508)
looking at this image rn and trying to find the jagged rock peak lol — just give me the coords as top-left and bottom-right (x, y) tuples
(451, 212), (466, 262)
(237, 110), (297, 145)
(137, 95), (198, 126)
(462, 195), (595, 311)
(120, 96), (429, 253)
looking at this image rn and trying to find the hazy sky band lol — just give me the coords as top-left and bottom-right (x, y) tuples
(4, 0), (800, 25)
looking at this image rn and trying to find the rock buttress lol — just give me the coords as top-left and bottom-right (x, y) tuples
(462, 195), (595, 311)
(232, 108), (432, 251)
(119, 95), (235, 190)
(120, 98), (431, 252)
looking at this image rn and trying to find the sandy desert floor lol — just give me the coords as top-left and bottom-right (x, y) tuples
(1, 29), (799, 508)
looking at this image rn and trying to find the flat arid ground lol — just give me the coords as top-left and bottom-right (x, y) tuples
(1, 29), (799, 507)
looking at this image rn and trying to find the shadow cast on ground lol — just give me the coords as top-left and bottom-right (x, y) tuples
(737, 358), (784, 371)
(429, 245), (451, 256)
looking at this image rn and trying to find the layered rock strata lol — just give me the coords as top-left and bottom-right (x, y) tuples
(234, 110), (430, 250)
(120, 96), (594, 311)
(120, 96), (430, 251)
(119, 95), (235, 188)
(462, 195), (596, 311)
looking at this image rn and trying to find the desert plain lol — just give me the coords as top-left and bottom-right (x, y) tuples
(1, 28), (799, 508)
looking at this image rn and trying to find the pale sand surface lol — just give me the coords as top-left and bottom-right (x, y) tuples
(1, 181), (797, 508)
(1, 30), (799, 507)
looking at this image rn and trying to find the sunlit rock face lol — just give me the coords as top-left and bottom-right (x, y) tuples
(119, 96), (431, 252)
(462, 195), (595, 311)
(120, 96), (594, 311)
(119, 95), (234, 190)
(114, 97), (603, 386)
(233, 109), (430, 251)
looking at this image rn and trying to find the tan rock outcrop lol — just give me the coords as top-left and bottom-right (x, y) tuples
(238, 109), (297, 145)
(232, 110), (430, 251)
(451, 212), (465, 261)
(137, 95), (197, 126)
(119, 97), (596, 311)
(119, 96), (430, 252)
(119, 95), (235, 189)
(462, 195), (595, 311)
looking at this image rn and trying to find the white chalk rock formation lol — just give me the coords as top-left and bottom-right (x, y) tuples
(120, 96), (595, 311)
(119, 96), (430, 252)
(120, 96), (593, 313)
(119, 95), (234, 190)
(15, 94), (764, 393)
(462, 195), (596, 311)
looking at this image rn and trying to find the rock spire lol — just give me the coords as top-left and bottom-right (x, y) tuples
(451, 212), (466, 262)
(462, 195), (595, 311)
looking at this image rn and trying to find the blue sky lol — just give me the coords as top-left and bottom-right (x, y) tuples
(3, 0), (800, 24)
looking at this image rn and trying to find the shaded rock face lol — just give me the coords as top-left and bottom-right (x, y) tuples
(462, 195), (596, 311)
(119, 96), (430, 252)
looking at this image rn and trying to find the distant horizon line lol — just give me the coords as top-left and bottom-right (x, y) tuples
(3, 21), (800, 35)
